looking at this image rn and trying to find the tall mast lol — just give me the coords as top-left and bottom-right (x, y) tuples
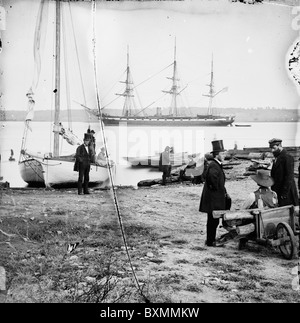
(53, 0), (61, 157)
(163, 38), (180, 116)
(116, 45), (135, 117)
(203, 53), (215, 116)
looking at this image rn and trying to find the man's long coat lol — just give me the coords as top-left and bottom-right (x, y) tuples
(270, 149), (299, 206)
(199, 159), (226, 213)
(74, 144), (93, 171)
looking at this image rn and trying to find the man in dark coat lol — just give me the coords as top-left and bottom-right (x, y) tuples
(87, 128), (96, 163)
(159, 146), (172, 185)
(298, 158), (300, 197)
(268, 138), (299, 207)
(74, 134), (93, 195)
(199, 140), (228, 247)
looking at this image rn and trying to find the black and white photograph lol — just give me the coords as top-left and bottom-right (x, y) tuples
(0, 0), (299, 305)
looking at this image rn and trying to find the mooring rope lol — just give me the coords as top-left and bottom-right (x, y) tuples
(91, 0), (150, 303)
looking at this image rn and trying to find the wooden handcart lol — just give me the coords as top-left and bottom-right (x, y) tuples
(213, 205), (299, 260)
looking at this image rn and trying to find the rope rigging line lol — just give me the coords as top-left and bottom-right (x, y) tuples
(102, 69), (127, 103)
(91, 0), (150, 303)
(62, 6), (72, 130)
(132, 62), (173, 91)
(101, 70), (128, 110)
(67, 1), (90, 126)
(102, 63), (173, 112)
(132, 91), (169, 117)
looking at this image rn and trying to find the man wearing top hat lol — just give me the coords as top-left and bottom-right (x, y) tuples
(199, 140), (228, 247)
(268, 138), (299, 207)
(74, 133), (94, 195)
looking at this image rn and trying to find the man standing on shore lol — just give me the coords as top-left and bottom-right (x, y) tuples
(298, 158), (300, 201)
(74, 134), (93, 195)
(268, 138), (299, 207)
(159, 146), (172, 186)
(199, 140), (228, 247)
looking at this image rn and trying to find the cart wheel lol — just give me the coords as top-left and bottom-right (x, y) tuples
(276, 222), (297, 260)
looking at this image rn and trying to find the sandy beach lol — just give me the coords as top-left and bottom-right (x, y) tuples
(0, 160), (299, 303)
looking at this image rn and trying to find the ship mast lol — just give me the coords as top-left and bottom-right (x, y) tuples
(116, 45), (136, 117)
(203, 54), (215, 116)
(53, 0), (61, 157)
(163, 38), (180, 116)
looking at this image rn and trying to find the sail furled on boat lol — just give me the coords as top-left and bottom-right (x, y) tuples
(20, 1), (49, 156)
(56, 123), (83, 146)
(25, 90), (35, 132)
(32, 0), (49, 91)
(25, 0), (49, 123)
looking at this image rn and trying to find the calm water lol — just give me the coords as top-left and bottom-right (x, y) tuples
(0, 121), (299, 188)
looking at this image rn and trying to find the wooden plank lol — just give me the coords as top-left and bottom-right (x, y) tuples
(224, 211), (255, 221)
(212, 211), (226, 219)
(236, 223), (255, 235)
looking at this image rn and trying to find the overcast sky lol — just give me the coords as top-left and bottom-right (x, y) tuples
(1, 0), (299, 112)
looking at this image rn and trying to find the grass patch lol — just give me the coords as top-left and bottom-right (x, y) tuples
(185, 284), (203, 293)
(155, 273), (186, 285)
(0, 215), (154, 303)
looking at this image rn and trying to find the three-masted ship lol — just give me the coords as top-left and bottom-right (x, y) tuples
(99, 43), (235, 127)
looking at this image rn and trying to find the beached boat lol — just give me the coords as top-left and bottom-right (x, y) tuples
(86, 43), (235, 127)
(19, 0), (113, 188)
(125, 151), (201, 168)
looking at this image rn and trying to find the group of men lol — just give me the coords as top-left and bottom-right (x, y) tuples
(74, 132), (299, 248)
(158, 138), (299, 247)
(199, 138), (299, 247)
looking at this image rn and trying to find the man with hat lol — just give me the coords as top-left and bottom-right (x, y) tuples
(199, 140), (229, 247)
(234, 169), (279, 250)
(87, 128), (96, 163)
(298, 158), (300, 198)
(74, 133), (93, 195)
(159, 146), (172, 186)
(268, 138), (299, 207)
(242, 169), (278, 209)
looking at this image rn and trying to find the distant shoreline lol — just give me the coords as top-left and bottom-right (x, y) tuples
(2, 120), (299, 123)
(1, 107), (299, 123)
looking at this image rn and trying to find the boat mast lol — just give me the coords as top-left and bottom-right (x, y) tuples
(203, 54), (215, 116)
(163, 38), (180, 116)
(53, 0), (61, 157)
(117, 45), (135, 117)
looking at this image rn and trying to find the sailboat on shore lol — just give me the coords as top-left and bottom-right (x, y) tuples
(88, 42), (235, 127)
(19, 0), (113, 188)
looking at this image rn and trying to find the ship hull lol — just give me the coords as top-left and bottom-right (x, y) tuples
(102, 116), (235, 127)
(19, 157), (112, 188)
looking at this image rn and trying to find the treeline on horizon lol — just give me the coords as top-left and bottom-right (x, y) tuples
(1, 107), (299, 122)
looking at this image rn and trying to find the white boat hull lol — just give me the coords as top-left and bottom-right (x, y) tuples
(19, 158), (45, 186)
(19, 157), (113, 188)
